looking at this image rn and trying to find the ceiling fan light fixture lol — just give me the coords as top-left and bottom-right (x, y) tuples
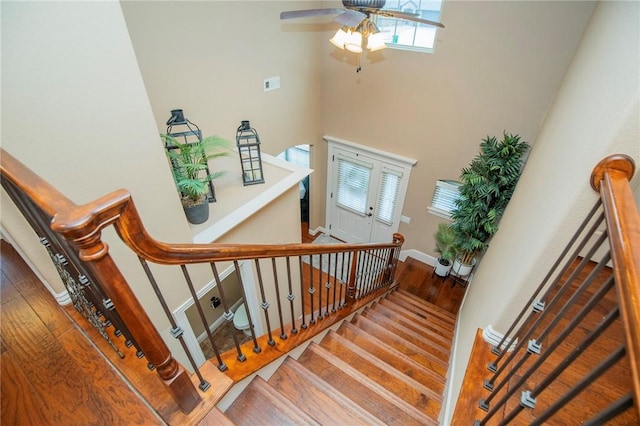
(345, 30), (363, 53)
(367, 32), (386, 51)
(330, 27), (349, 49)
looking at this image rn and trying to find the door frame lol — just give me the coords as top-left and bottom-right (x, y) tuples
(324, 135), (417, 242)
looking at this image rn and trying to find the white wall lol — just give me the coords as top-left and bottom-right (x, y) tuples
(444, 1), (640, 422)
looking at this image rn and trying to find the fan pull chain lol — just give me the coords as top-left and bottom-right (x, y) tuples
(356, 52), (362, 73)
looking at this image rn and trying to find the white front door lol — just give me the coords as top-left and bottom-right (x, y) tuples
(329, 149), (376, 243)
(326, 139), (415, 243)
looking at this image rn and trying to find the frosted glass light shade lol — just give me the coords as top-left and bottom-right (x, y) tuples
(330, 28), (349, 49)
(367, 32), (386, 51)
(345, 31), (363, 53)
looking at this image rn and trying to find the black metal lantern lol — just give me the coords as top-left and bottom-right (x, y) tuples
(165, 109), (216, 202)
(236, 120), (265, 186)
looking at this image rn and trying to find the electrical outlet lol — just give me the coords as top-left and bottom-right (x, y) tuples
(264, 76), (280, 92)
(400, 215), (411, 224)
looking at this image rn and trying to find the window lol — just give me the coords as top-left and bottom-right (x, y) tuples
(372, 0), (443, 52)
(428, 179), (461, 219)
(335, 155), (373, 215)
(277, 145), (309, 168)
(376, 168), (403, 225)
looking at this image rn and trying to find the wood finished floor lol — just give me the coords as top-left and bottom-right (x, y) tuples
(0, 239), (163, 426)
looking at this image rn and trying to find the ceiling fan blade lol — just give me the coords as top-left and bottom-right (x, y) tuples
(376, 10), (445, 28)
(280, 8), (345, 20)
(334, 10), (367, 27)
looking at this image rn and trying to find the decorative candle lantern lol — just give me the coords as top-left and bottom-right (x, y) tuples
(165, 109), (216, 202)
(235, 120), (265, 185)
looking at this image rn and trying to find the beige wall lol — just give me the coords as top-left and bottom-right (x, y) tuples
(445, 1), (640, 421)
(1, 1), (305, 367)
(120, 1), (324, 156)
(318, 0), (595, 253)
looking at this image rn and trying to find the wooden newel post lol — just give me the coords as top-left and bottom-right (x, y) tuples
(52, 220), (202, 414)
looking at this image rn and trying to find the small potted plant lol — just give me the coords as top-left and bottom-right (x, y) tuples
(162, 133), (232, 224)
(434, 223), (456, 277)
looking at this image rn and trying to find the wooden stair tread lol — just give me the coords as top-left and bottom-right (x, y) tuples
(361, 309), (450, 360)
(391, 290), (457, 323)
(380, 295), (456, 332)
(269, 357), (385, 425)
(298, 342), (438, 425)
(224, 376), (319, 425)
(336, 321), (447, 393)
(350, 315), (449, 376)
(372, 301), (453, 346)
(198, 407), (235, 426)
(318, 330), (443, 415)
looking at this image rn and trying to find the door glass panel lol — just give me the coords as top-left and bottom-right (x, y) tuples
(336, 156), (372, 215)
(376, 169), (402, 225)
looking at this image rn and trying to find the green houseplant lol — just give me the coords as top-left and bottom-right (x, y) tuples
(450, 132), (530, 274)
(434, 223), (456, 277)
(161, 133), (232, 224)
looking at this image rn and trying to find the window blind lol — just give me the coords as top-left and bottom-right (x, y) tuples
(376, 169), (402, 225)
(428, 179), (462, 219)
(335, 156), (372, 215)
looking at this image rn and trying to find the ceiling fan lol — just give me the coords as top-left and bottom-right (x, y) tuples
(281, 0), (444, 53)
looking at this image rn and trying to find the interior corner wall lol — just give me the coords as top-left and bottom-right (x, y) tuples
(445, 1), (640, 422)
(1, 1), (196, 364)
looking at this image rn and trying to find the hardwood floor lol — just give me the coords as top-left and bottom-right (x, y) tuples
(0, 239), (163, 426)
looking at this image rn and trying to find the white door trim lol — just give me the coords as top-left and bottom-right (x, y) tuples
(323, 135), (418, 167)
(324, 135), (417, 243)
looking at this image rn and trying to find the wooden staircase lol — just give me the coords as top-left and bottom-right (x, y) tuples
(219, 288), (456, 425)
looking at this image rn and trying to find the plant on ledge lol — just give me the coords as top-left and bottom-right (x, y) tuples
(162, 133), (232, 224)
(450, 132), (530, 268)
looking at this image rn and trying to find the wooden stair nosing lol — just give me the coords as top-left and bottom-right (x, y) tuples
(319, 330), (444, 408)
(269, 356), (386, 426)
(350, 315), (449, 376)
(224, 376), (320, 426)
(299, 342), (439, 425)
(390, 290), (457, 323)
(372, 301), (454, 346)
(361, 309), (450, 360)
(336, 321), (446, 391)
(379, 296), (456, 332)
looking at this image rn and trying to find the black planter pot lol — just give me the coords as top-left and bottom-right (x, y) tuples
(183, 201), (209, 224)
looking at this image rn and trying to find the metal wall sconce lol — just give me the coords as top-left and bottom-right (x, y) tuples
(235, 120), (265, 186)
(165, 109), (216, 202)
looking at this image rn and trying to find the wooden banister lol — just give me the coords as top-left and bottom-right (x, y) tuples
(1, 149), (201, 414)
(2, 148), (406, 415)
(591, 154), (640, 418)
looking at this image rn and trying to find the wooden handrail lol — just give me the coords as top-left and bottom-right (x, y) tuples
(1, 149), (202, 414)
(591, 154), (640, 419)
(2, 148), (405, 415)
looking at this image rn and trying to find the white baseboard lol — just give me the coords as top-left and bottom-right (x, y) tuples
(308, 226), (327, 237)
(399, 249), (437, 266)
(482, 324), (517, 351)
(0, 228), (71, 306)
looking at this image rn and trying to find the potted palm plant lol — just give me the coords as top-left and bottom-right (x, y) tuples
(434, 223), (456, 277)
(161, 133), (232, 224)
(450, 132), (530, 276)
